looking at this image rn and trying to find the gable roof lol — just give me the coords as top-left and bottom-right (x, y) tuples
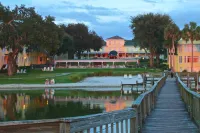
(106, 36), (124, 40)
(124, 40), (136, 46)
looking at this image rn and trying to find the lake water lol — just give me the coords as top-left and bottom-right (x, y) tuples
(0, 90), (137, 122)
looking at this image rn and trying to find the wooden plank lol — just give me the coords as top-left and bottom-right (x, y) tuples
(141, 78), (198, 133)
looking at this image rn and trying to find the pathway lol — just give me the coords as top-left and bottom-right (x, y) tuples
(142, 78), (199, 133)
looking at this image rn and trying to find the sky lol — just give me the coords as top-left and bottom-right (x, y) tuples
(1, 0), (200, 40)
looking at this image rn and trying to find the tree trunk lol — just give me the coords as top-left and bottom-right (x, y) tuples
(7, 52), (17, 76)
(68, 51), (74, 59)
(168, 49), (172, 69)
(77, 51), (81, 59)
(172, 41), (175, 72)
(149, 53), (154, 67)
(191, 41), (193, 72)
(156, 54), (160, 67)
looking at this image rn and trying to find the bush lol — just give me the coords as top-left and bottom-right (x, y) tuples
(158, 64), (168, 70)
(93, 71), (113, 76)
(182, 69), (187, 72)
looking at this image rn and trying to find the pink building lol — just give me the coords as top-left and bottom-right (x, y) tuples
(81, 36), (148, 59)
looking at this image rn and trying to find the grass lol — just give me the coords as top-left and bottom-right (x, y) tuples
(0, 68), (162, 84)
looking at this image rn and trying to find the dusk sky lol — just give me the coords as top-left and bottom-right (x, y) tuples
(1, 0), (200, 40)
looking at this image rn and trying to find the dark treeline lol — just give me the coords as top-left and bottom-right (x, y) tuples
(0, 4), (104, 76)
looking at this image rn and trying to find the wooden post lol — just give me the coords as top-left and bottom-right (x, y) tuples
(121, 87), (124, 95)
(111, 123), (114, 133)
(197, 73), (199, 91)
(66, 62), (67, 68)
(152, 76), (154, 85)
(130, 117), (137, 133)
(59, 122), (70, 133)
(131, 85), (133, 94)
(143, 74), (146, 91)
(106, 124), (109, 133)
(187, 73), (189, 87)
(116, 122), (119, 133)
(125, 119), (128, 133)
(121, 120), (124, 133)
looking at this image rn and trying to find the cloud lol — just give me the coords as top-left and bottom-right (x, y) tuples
(1, 0), (200, 39)
(96, 15), (128, 23)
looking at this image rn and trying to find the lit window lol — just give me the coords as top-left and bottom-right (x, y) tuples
(187, 56), (198, 63)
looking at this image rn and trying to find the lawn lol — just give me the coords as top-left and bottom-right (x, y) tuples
(0, 68), (162, 84)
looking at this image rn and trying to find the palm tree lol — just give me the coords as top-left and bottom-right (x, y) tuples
(164, 23), (180, 71)
(163, 39), (173, 69)
(182, 22), (200, 72)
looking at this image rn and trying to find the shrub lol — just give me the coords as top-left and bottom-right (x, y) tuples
(182, 69), (187, 72)
(158, 64), (168, 71)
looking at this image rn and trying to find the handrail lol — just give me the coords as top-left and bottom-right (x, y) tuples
(0, 108), (137, 133)
(176, 73), (200, 129)
(132, 75), (167, 132)
(0, 74), (167, 133)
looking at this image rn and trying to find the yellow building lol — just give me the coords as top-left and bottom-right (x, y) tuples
(0, 47), (47, 69)
(172, 39), (200, 72)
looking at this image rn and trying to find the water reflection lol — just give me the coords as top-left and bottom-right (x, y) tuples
(0, 90), (136, 122)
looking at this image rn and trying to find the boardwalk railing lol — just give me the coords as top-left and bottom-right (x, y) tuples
(0, 108), (136, 133)
(0, 75), (167, 133)
(177, 72), (199, 90)
(176, 73), (200, 129)
(132, 75), (167, 132)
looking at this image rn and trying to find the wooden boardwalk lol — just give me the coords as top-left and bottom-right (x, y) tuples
(142, 78), (199, 133)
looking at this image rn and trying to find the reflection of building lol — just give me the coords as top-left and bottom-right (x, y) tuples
(16, 94), (30, 113)
(105, 100), (126, 112)
(0, 96), (5, 120)
(0, 47), (47, 68)
(54, 96), (134, 112)
(0, 96), (7, 120)
(171, 39), (200, 72)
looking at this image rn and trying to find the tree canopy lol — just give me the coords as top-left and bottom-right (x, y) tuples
(0, 3), (103, 75)
(182, 22), (200, 72)
(64, 23), (104, 59)
(130, 13), (173, 67)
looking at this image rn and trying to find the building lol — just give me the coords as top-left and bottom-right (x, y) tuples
(81, 36), (147, 59)
(54, 36), (149, 68)
(171, 39), (200, 72)
(0, 36), (148, 68)
(0, 47), (47, 69)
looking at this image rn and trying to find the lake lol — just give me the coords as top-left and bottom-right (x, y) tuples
(0, 89), (138, 122)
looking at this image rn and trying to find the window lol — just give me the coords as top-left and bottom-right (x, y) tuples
(187, 56), (198, 63)
(184, 56), (187, 63)
(179, 56), (182, 63)
(40, 57), (43, 62)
